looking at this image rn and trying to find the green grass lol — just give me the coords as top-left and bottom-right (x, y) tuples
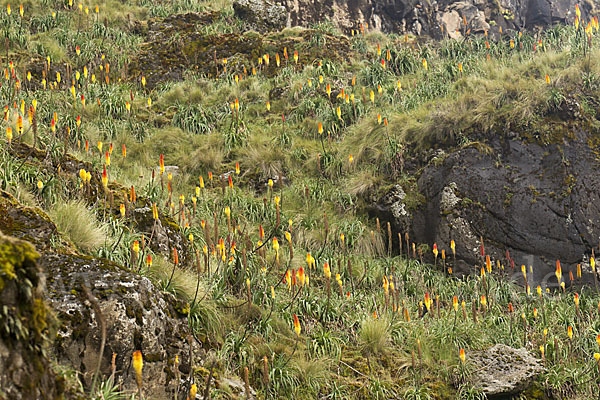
(1, 1), (600, 399)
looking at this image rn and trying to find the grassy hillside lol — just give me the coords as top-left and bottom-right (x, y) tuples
(1, 0), (600, 399)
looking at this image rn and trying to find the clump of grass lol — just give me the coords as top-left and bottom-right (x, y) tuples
(49, 200), (107, 252)
(359, 316), (390, 356)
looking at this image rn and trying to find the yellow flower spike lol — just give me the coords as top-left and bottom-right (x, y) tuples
(537, 285), (542, 297)
(189, 384), (197, 399)
(284, 231), (291, 243)
(79, 169), (86, 182)
(318, 122), (323, 135)
(459, 349), (465, 365)
(424, 292), (431, 311)
(545, 74), (550, 84)
(120, 204), (125, 218)
(567, 326), (573, 340)
(336, 106), (341, 120)
(274, 196), (280, 207)
(480, 295), (487, 309)
(377, 113), (382, 125)
(370, 90), (374, 104)
(422, 58), (428, 71)
(132, 350), (143, 392)
(147, 97), (152, 109)
(594, 353), (600, 362)
(6, 127), (12, 144)
(152, 202), (158, 220)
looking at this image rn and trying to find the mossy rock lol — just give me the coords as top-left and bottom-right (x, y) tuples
(0, 232), (68, 399)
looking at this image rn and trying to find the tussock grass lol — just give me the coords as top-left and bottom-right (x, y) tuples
(49, 200), (107, 252)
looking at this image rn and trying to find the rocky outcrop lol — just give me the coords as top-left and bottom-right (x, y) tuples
(233, 0), (287, 32)
(129, 12), (352, 88)
(0, 191), (201, 399)
(372, 127), (600, 286)
(469, 344), (544, 397)
(276, 0), (597, 36)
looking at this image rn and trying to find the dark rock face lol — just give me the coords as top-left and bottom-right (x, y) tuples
(276, 0), (597, 36)
(374, 129), (600, 286)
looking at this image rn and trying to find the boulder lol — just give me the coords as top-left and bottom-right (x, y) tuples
(468, 344), (544, 397)
(233, 0), (287, 32)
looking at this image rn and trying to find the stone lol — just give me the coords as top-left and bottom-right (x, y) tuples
(233, 0), (287, 32)
(469, 344), (544, 397)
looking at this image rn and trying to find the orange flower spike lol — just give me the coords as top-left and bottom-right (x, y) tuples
(326, 83), (331, 98)
(293, 50), (298, 64)
(146, 254), (152, 268)
(450, 240), (455, 255)
(318, 121), (323, 135)
(422, 58), (428, 71)
(555, 260), (562, 283)
(596, 334), (600, 348)
(545, 74), (550, 84)
(323, 262), (331, 280)
(459, 349), (466, 365)
(293, 314), (301, 337)
(298, 267), (305, 286)
(105, 151), (110, 166)
(159, 154), (165, 175)
(173, 247), (179, 266)
(228, 175), (233, 189)
(480, 295), (487, 309)
(453, 296), (458, 311)
(433, 243), (438, 260)
(486, 255), (491, 273)
(424, 292), (431, 311)
(567, 325), (573, 340)
(122, 144), (126, 158)
(574, 293), (580, 308)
